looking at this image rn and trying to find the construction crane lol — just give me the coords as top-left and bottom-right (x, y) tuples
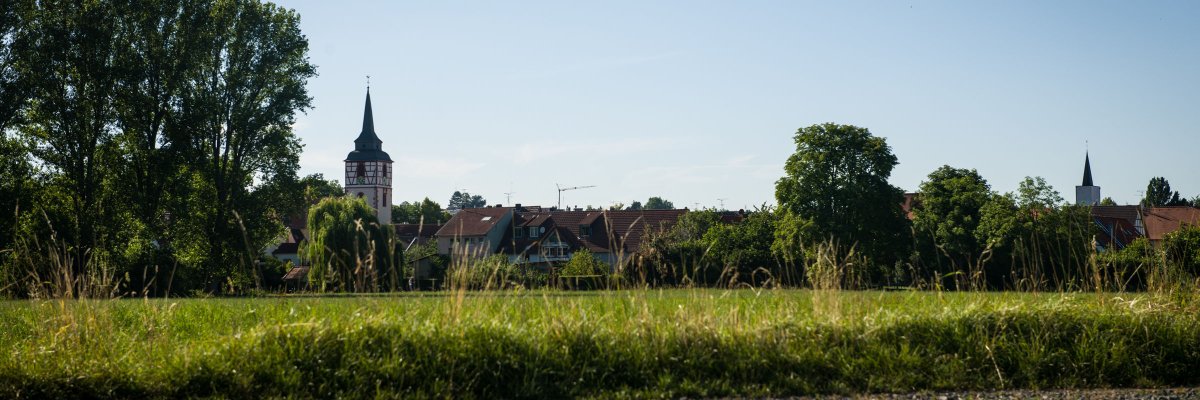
(556, 183), (596, 209)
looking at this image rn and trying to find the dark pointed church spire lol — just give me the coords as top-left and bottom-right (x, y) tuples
(345, 88), (392, 162)
(1082, 152), (1093, 187)
(361, 89), (375, 138)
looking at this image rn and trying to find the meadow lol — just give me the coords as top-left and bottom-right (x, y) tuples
(2, 289), (1199, 399)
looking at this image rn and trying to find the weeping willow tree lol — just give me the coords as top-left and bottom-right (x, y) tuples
(302, 197), (402, 292)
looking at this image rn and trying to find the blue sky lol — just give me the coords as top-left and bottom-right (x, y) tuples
(279, 0), (1200, 210)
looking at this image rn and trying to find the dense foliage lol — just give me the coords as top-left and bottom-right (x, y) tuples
(392, 197), (452, 225)
(303, 196), (402, 292)
(1143, 177), (1192, 207)
(0, 0), (316, 297)
(774, 123), (910, 272)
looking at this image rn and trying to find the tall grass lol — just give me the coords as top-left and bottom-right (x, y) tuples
(1, 290), (1199, 398)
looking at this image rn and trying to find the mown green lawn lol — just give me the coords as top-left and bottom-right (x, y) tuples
(2, 290), (1198, 399)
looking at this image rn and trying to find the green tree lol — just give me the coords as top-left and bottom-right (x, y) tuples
(627, 200), (643, 211)
(638, 209), (721, 285)
(1143, 177), (1189, 206)
(774, 123), (909, 277)
(0, 0), (31, 252)
(0, 0), (31, 132)
(1099, 197), (1117, 206)
(175, 0), (316, 290)
(17, 0), (126, 278)
(303, 196), (402, 292)
(392, 197), (451, 224)
(975, 177), (1093, 290)
(702, 207), (778, 286)
(448, 190), (486, 209)
(911, 166), (992, 280)
(644, 197), (674, 210)
(561, 249), (606, 276)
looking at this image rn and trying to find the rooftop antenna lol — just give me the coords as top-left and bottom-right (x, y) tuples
(504, 191), (515, 204)
(717, 198), (727, 210)
(556, 183), (596, 209)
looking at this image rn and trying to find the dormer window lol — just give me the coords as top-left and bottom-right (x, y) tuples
(580, 225), (592, 237)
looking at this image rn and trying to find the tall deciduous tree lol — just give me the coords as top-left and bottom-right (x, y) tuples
(1143, 177), (1189, 206)
(911, 166), (991, 277)
(18, 0), (125, 274)
(774, 123), (909, 274)
(0, 0), (31, 132)
(177, 0), (316, 289)
(0, 0), (33, 255)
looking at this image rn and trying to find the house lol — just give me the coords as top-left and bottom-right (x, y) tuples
(395, 223), (440, 249)
(435, 205), (687, 271)
(1090, 205), (1144, 251)
(434, 207), (514, 257)
(1142, 206), (1200, 246)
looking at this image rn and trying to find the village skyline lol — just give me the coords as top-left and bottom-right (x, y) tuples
(283, 0), (1200, 210)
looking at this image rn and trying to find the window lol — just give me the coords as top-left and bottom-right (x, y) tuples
(529, 227), (540, 238)
(580, 225), (592, 237)
(515, 227), (524, 238)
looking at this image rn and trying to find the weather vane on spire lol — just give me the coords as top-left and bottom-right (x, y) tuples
(366, 75), (370, 91)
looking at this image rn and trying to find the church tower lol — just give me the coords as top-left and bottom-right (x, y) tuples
(1075, 152), (1100, 206)
(344, 89), (393, 224)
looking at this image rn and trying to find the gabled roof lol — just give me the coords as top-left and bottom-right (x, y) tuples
(436, 207), (512, 237)
(496, 208), (687, 257)
(603, 209), (687, 251)
(345, 90), (392, 162)
(1090, 205), (1140, 223)
(395, 224), (440, 238)
(1093, 216), (1141, 250)
(1144, 206), (1200, 241)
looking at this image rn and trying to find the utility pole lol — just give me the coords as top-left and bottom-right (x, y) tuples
(556, 183), (596, 209)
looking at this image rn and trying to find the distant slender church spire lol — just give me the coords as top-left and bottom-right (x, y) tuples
(1075, 151), (1099, 206)
(1081, 152), (1093, 186)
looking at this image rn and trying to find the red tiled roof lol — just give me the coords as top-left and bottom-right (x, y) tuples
(1144, 206), (1200, 241)
(395, 224), (440, 238)
(496, 209), (687, 257)
(282, 266), (309, 281)
(435, 207), (512, 237)
(1091, 205), (1140, 224)
(599, 209), (688, 253)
